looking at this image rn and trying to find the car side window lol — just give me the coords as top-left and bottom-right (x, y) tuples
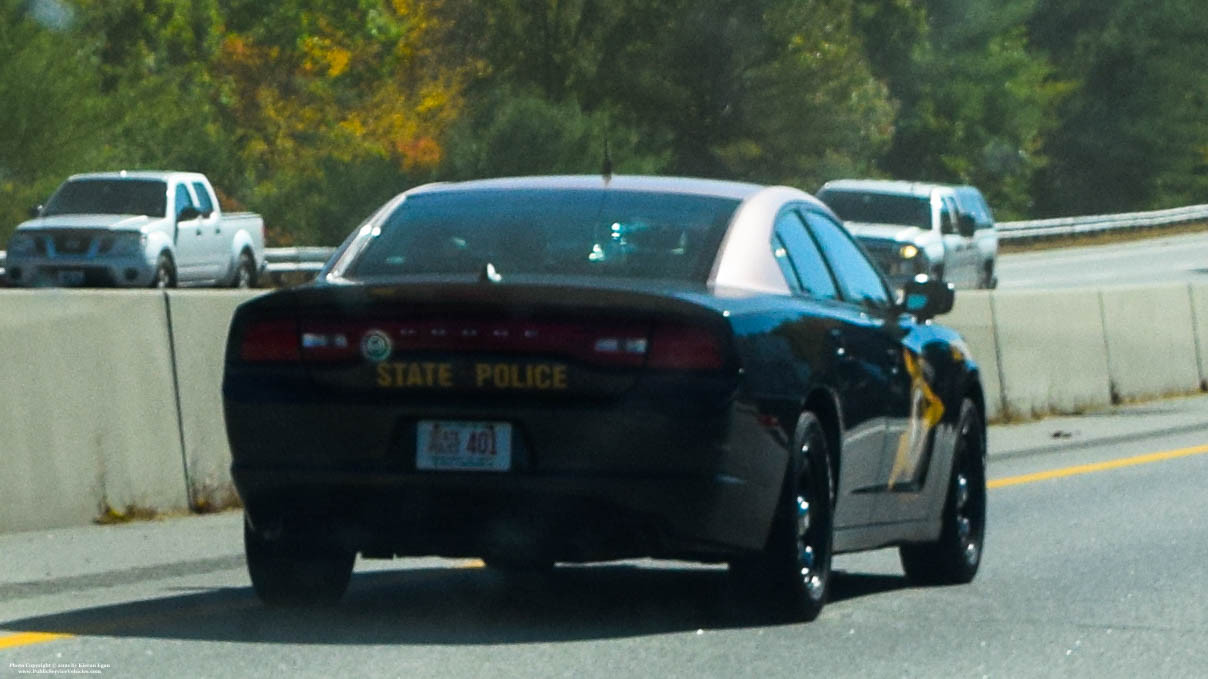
(962, 191), (994, 229)
(939, 196), (958, 235)
(191, 182), (214, 216)
(771, 234), (802, 294)
(174, 184), (196, 218)
(773, 210), (839, 300)
(800, 209), (891, 310)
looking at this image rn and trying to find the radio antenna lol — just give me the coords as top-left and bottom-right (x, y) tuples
(601, 124), (613, 182)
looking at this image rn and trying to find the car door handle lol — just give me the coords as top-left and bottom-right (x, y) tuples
(195, 227), (203, 236)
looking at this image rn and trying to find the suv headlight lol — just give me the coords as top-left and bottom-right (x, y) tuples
(7, 233), (36, 256)
(899, 244), (919, 259)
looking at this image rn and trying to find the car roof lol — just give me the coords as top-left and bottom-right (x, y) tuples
(66, 170), (207, 183)
(818, 178), (955, 198)
(406, 175), (768, 202)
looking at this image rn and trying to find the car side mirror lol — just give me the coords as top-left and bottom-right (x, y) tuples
(29, 205), (43, 218)
(177, 206), (202, 222)
(957, 213), (976, 238)
(900, 274), (955, 321)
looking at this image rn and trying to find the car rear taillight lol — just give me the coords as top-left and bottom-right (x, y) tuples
(238, 320), (301, 362)
(646, 323), (726, 372)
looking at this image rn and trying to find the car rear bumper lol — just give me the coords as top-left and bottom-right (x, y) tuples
(226, 393), (788, 562)
(234, 466), (767, 562)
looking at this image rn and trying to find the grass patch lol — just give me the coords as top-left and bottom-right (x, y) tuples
(94, 504), (161, 525)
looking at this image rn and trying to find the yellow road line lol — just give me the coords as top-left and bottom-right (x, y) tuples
(990, 443), (1208, 489)
(0, 632), (74, 650)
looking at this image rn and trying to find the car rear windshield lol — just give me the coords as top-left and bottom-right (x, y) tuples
(347, 189), (741, 282)
(818, 190), (931, 229)
(43, 179), (168, 217)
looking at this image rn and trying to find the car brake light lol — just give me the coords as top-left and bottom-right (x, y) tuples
(646, 323), (726, 371)
(239, 320), (301, 362)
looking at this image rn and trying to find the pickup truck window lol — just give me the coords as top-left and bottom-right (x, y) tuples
(175, 184), (196, 218)
(940, 197), (958, 235)
(818, 190), (931, 230)
(43, 179), (167, 217)
(192, 182), (214, 216)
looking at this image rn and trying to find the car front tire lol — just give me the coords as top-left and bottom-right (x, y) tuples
(899, 397), (987, 584)
(244, 516), (355, 606)
(232, 251), (256, 289)
(151, 254), (176, 289)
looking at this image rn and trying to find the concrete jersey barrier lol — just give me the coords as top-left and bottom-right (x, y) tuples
(0, 290), (189, 532)
(164, 290), (263, 511)
(2, 284), (1207, 534)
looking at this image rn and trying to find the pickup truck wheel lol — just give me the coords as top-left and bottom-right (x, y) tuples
(244, 517), (355, 606)
(981, 263), (997, 289)
(232, 252), (255, 289)
(151, 255), (176, 289)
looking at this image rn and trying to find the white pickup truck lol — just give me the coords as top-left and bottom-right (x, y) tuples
(816, 179), (998, 290)
(5, 171), (266, 288)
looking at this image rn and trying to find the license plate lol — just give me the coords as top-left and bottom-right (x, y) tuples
(416, 420), (512, 472)
(57, 270), (85, 286)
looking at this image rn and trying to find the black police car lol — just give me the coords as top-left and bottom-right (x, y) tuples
(223, 175), (987, 621)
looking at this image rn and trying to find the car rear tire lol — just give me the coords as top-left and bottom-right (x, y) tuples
(232, 251), (256, 289)
(731, 411), (834, 622)
(244, 516), (355, 606)
(981, 263), (997, 289)
(151, 254), (176, 289)
(899, 398), (986, 585)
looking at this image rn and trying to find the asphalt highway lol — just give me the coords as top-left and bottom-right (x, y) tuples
(3, 397), (1208, 678)
(996, 231), (1208, 289)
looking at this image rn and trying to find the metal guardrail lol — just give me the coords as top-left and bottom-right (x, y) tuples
(263, 246), (336, 274)
(998, 204), (1208, 241)
(262, 246), (336, 286)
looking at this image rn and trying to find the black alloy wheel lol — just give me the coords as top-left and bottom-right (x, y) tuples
(899, 397), (987, 585)
(732, 411), (835, 622)
(244, 516), (355, 606)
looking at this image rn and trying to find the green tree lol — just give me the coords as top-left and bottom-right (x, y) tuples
(1030, 0), (1208, 215)
(441, 87), (666, 179)
(210, 0), (467, 243)
(859, 0), (1065, 218)
(0, 0), (111, 241)
(443, 0), (895, 190)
